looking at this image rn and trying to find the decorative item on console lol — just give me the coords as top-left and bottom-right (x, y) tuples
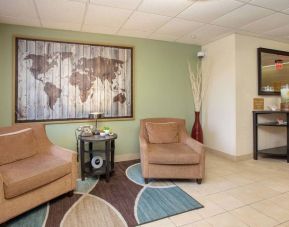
(280, 85), (289, 111)
(276, 118), (286, 125)
(188, 51), (208, 143)
(267, 105), (278, 111)
(253, 98), (264, 110)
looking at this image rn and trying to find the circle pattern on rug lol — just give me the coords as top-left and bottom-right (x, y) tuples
(126, 163), (173, 187)
(76, 177), (99, 193)
(5, 204), (48, 227)
(135, 186), (203, 224)
(60, 195), (127, 227)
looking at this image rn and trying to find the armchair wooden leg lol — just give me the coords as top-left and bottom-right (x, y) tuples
(196, 179), (202, 184)
(144, 178), (149, 184)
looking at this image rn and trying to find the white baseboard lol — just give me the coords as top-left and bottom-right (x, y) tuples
(205, 147), (252, 161)
(115, 153), (140, 162)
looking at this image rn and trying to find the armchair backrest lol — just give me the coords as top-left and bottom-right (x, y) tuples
(140, 118), (188, 143)
(0, 123), (52, 151)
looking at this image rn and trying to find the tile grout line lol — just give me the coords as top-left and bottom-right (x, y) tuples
(115, 0), (145, 35)
(80, 0), (89, 32)
(32, 0), (43, 27)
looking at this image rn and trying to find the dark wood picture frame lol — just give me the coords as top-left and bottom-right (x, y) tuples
(258, 47), (289, 96)
(15, 37), (134, 123)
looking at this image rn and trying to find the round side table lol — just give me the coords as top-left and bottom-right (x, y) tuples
(78, 134), (117, 182)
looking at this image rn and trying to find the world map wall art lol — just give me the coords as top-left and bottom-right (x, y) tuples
(15, 37), (133, 123)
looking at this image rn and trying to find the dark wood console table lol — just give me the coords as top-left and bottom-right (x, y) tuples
(253, 110), (289, 162)
(79, 134), (117, 182)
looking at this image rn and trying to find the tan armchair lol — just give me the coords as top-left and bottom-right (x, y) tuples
(140, 118), (205, 184)
(0, 123), (77, 224)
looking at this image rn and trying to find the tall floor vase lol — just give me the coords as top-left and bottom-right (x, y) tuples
(191, 111), (203, 143)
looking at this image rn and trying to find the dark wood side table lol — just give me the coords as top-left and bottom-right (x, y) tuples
(253, 110), (289, 163)
(79, 134), (117, 182)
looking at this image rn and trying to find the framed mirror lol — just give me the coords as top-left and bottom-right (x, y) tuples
(258, 47), (289, 95)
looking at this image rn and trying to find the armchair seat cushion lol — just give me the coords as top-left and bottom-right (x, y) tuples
(148, 143), (200, 165)
(0, 152), (71, 199)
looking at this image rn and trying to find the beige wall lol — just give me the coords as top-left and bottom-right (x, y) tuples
(235, 34), (289, 156)
(202, 33), (289, 157)
(202, 34), (237, 156)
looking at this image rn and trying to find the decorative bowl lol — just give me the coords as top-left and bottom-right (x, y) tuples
(99, 132), (106, 137)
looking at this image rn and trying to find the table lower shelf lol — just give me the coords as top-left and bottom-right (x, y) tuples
(84, 160), (111, 176)
(258, 146), (288, 156)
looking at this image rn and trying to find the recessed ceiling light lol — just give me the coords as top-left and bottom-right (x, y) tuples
(191, 35), (196, 39)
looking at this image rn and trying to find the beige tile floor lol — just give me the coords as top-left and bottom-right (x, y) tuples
(140, 152), (289, 227)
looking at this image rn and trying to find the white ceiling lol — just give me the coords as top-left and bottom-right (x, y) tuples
(1, 0), (289, 45)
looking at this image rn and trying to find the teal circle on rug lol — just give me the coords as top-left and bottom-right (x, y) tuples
(126, 163), (173, 187)
(76, 177), (98, 193)
(5, 204), (48, 227)
(136, 186), (204, 224)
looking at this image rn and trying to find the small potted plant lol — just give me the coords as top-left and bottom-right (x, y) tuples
(103, 127), (110, 135)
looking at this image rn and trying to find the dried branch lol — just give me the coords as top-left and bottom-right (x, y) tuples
(188, 60), (208, 112)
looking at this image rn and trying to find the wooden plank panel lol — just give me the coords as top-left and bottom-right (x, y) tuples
(104, 47), (111, 117)
(17, 39), (27, 121)
(125, 49), (132, 116)
(99, 47), (105, 115)
(26, 40), (36, 120)
(120, 48), (126, 117)
(60, 43), (70, 119)
(121, 49), (128, 116)
(116, 48), (125, 117)
(68, 44), (76, 119)
(96, 46), (103, 115)
(102, 46), (108, 116)
(52, 42), (61, 119)
(35, 41), (45, 120)
(111, 48), (119, 117)
(75, 44), (84, 118)
(43, 42), (53, 120)
(83, 44), (91, 117)
(90, 45), (98, 113)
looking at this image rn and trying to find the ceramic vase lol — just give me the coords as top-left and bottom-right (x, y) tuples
(191, 111), (203, 143)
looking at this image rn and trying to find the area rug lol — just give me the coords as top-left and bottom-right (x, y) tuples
(2, 160), (203, 227)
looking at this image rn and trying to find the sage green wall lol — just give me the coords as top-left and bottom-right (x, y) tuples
(0, 23), (200, 157)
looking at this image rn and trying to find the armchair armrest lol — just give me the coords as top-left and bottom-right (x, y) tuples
(49, 145), (77, 162)
(139, 136), (149, 162)
(49, 145), (77, 189)
(184, 136), (205, 155)
(139, 136), (148, 151)
(184, 136), (205, 178)
(139, 136), (149, 178)
(0, 173), (4, 203)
